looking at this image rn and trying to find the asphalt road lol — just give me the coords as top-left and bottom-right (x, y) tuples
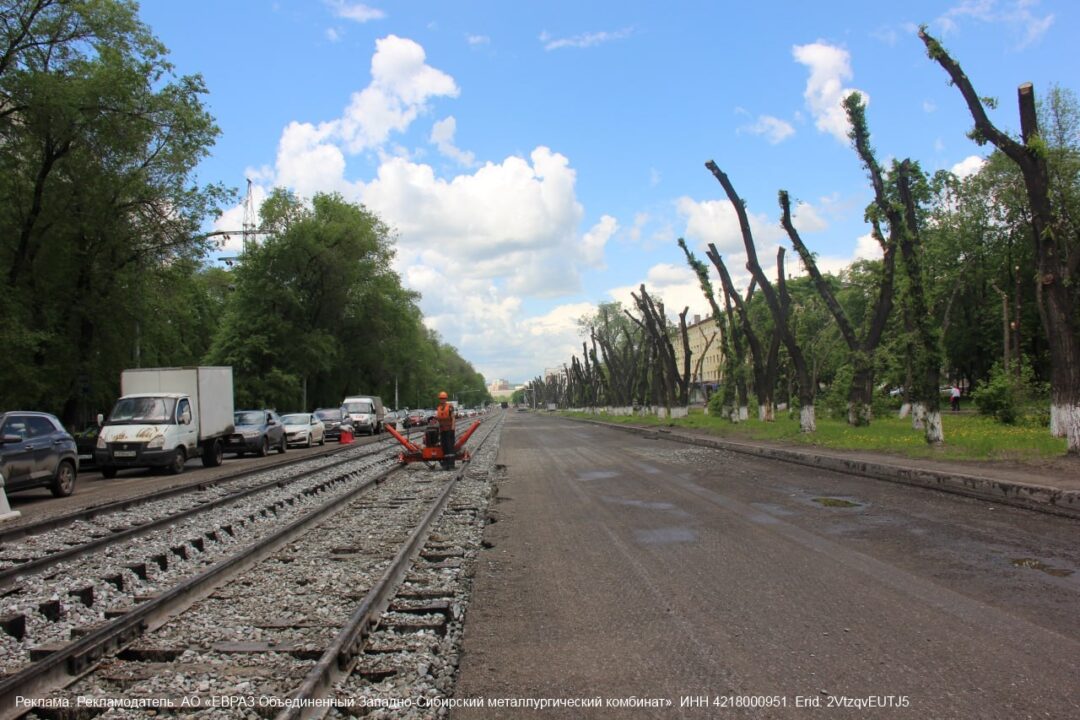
(453, 412), (1080, 719)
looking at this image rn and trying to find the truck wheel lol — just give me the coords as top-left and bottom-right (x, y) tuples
(202, 439), (224, 467)
(257, 437), (269, 457)
(50, 460), (76, 497)
(101, 466), (118, 479)
(167, 448), (186, 475)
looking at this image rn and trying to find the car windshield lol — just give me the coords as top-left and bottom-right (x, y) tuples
(109, 397), (176, 424)
(343, 401), (372, 413)
(234, 411), (265, 426)
(315, 410), (341, 421)
(280, 414), (309, 425)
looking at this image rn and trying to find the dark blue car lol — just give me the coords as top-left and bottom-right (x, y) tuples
(224, 409), (287, 456)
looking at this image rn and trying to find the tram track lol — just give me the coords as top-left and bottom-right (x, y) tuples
(0, 439), (398, 589)
(3, 413), (503, 719)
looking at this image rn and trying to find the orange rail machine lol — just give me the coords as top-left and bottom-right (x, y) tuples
(385, 417), (481, 467)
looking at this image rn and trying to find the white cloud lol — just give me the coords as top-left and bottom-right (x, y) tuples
(739, 115), (796, 144)
(430, 116), (476, 167)
(326, 27), (341, 42)
(935, 0), (1054, 48)
(582, 215), (617, 269)
(951, 154), (986, 178)
(326, 1), (385, 23)
(332, 35), (459, 153)
(676, 196), (786, 257)
(467, 34), (490, 46)
(540, 27), (633, 50)
(853, 232), (884, 261)
(225, 36), (623, 384)
(792, 42), (866, 144)
(609, 263), (712, 322)
(792, 201), (827, 232)
(923, 100), (937, 113)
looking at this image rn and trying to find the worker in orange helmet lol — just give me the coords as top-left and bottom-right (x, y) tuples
(435, 391), (456, 469)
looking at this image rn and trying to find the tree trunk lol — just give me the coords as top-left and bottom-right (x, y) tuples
(706, 161), (816, 432)
(921, 29), (1080, 452)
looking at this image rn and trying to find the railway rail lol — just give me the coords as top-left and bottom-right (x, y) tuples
(0, 437), (400, 589)
(2, 412), (503, 719)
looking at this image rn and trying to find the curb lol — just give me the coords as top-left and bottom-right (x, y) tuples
(571, 418), (1080, 521)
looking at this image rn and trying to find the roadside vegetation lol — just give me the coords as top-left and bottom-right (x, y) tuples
(0, 0), (489, 423)
(526, 28), (1080, 457)
(563, 407), (1067, 464)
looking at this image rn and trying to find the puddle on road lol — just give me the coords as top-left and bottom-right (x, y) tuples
(751, 502), (796, 517)
(577, 470), (619, 482)
(601, 496), (689, 516)
(634, 527), (697, 545)
(812, 497), (861, 508)
(1011, 558), (1074, 577)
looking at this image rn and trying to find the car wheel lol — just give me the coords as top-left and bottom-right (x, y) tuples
(202, 439), (224, 467)
(305, 435), (312, 448)
(101, 466), (118, 479)
(50, 460), (76, 497)
(257, 437), (269, 457)
(167, 448), (186, 475)
(278, 435), (287, 454)
(318, 433), (325, 446)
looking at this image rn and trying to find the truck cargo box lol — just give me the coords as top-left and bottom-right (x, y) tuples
(120, 367), (234, 441)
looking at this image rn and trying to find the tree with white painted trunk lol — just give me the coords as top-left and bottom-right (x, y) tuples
(921, 28), (1080, 454)
(779, 191), (896, 427)
(705, 161), (817, 433)
(844, 93), (944, 444)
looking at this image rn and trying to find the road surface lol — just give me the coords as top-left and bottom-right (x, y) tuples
(453, 412), (1079, 719)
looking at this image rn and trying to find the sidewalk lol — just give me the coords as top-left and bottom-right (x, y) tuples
(572, 418), (1080, 521)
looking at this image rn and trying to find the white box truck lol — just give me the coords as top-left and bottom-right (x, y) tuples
(341, 395), (385, 435)
(96, 367), (235, 478)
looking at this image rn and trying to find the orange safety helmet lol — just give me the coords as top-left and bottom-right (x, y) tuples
(438, 391), (449, 400)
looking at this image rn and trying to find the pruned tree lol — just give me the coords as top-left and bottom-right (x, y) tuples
(844, 92), (943, 443)
(705, 161), (817, 432)
(779, 191), (897, 425)
(708, 245), (782, 422)
(920, 27), (1080, 453)
(626, 285), (691, 407)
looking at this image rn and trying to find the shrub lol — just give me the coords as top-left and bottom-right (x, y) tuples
(707, 390), (725, 417)
(971, 363), (1025, 424)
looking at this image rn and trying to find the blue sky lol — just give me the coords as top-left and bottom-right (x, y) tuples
(137, 0), (1076, 385)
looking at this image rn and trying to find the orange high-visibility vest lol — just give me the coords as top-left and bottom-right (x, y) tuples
(436, 402), (455, 430)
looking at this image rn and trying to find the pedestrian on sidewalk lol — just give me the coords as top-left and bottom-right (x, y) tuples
(950, 385), (961, 412)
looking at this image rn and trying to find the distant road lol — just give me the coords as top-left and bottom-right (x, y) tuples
(453, 412), (1080, 719)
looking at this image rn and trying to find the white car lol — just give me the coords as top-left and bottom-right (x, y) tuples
(280, 413), (326, 448)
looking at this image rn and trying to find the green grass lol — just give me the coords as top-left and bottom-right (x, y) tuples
(562, 408), (1068, 463)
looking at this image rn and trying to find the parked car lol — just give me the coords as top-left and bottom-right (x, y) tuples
(225, 410), (287, 456)
(0, 411), (78, 497)
(314, 408), (344, 439)
(281, 413), (325, 447)
(407, 409), (433, 428)
(383, 409), (408, 431)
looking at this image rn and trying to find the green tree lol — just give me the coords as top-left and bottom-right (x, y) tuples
(0, 0), (228, 424)
(208, 190), (417, 410)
